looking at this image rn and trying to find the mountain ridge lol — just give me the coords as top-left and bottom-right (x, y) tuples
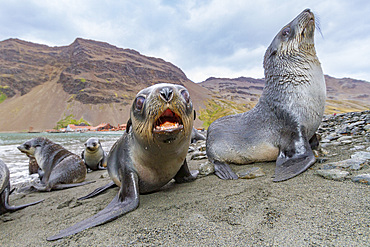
(0, 38), (369, 132)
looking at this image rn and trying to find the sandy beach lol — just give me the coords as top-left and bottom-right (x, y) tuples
(1, 134), (369, 247)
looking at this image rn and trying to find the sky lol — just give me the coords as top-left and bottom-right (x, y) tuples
(1, 0), (369, 83)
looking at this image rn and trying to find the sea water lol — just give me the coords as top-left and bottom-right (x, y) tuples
(0, 132), (123, 186)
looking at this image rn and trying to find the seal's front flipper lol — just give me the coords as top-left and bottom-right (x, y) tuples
(3, 188), (44, 212)
(213, 160), (238, 180)
(47, 172), (139, 241)
(273, 131), (315, 182)
(174, 159), (198, 183)
(78, 181), (116, 201)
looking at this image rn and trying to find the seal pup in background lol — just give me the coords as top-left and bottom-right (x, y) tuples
(0, 159), (44, 214)
(81, 137), (107, 171)
(191, 127), (206, 143)
(18, 137), (93, 191)
(206, 9), (326, 182)
(48, 83), (198, 240)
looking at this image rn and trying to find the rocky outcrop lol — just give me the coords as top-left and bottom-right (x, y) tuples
(0, 38), (193, 105)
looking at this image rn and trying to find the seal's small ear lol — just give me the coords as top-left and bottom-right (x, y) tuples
(194, 110), (196, 120)
(126, 118), (132, 133)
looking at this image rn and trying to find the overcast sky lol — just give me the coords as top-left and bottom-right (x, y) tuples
(1, 0), (369, 83)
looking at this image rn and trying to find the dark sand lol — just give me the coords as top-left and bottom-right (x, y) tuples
(1, 145), (369, 246)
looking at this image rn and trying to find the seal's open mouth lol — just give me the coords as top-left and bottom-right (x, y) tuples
(153, 109), (183, 134)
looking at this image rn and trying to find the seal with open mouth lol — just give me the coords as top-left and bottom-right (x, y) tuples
(48, 83), (197, 240)
(0, 159), (44, 214)
(206, 9), (326, 182)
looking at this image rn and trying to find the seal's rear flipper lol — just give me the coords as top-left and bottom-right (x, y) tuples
(273, 132), (316, 182)
(31, 181), (95, 192)
(3, 188), (44, 212)
(47, 172), (139, 241)
(78, 181), (116, 201)
(213, 160), (238, 180)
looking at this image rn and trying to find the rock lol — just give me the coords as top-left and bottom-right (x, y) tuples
(352, 174), (370, 185)
(315, 169), (350, 181)
(351, 151), (370, 160)
(188, 146), (195, 153)
(198, 144), (206, 152)
(350, 145), (365, 151)
(191, 151), (207, 160)
(237, 167), (265, 179)
(100, 171), (109, 179)
(198, 161), (214, 176)
(320, 159), (368, 171)
(338, 136), (352, 141)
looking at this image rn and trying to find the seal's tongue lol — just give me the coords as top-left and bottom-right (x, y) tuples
(154, 109), (183, 133)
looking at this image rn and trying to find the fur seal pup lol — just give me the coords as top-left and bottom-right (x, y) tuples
(206, 9), (326, 182)
(191, 127), (206, 143)
(0, 159), (43, 214)
(47, 83), (197, 241)
(81, 137), (107, 171)
(17, 137), (93, 191)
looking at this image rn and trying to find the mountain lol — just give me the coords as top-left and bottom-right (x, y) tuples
(199, 76), (370, 114)
(0, 38), (212, 132)
(0, 38), (368, 132)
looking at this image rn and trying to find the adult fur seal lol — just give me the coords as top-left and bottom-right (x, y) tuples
(0, 159), (43, 214)
(17, 137), (93, 191)
(81, 137), (107, 170)
(48, 83), (197, 240)
(206, 9), (326, 182)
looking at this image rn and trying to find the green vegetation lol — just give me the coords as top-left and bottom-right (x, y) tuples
(55, 114), (90, 129)
(198, 98), (253, 129)
(0, 86), (8, 103)
(0, 91), (6, 103)
(80, 78), (86, 83)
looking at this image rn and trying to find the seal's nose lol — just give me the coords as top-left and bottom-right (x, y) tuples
(160, 87), (173, 102)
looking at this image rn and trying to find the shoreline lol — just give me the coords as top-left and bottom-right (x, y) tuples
(0, 111), (369, 246)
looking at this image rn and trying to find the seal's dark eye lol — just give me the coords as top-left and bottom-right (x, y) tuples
(181, 90), (190, 104)
(24, 144), (30, 150)
(282, 27), (290, 37)
(135, 96), (145, 111)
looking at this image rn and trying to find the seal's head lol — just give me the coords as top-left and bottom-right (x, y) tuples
(84, 138), (101, 152)
(264, 9), (319, 74)
(17, 137), (48, 157)
(129, 83), (195, 145)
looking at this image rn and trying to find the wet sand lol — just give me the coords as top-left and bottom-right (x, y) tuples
(1, 146), (369, 246)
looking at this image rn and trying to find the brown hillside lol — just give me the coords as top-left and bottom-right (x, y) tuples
(199, 76), (370, 114)
(0, 38), (211, 131)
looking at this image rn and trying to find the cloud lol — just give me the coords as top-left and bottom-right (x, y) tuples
(0, 0), (370, 82)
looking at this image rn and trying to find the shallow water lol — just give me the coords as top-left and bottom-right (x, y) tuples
(0, 132), (123, 186)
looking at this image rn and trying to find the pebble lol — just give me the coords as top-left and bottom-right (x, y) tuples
(318, 159), (367, 171)
(198, 161), (214, 176)
(351, 151), (370, 160)
(315, 169), (350, 181)
(352, 174), (370, 185)
(191, 151), (207, 160)
(199, 144), (206, 152)
(237, 167), (265, 179)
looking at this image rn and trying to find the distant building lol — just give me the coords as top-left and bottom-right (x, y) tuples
(91, 123), (115, 131)
(66, 124), (94, 132)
